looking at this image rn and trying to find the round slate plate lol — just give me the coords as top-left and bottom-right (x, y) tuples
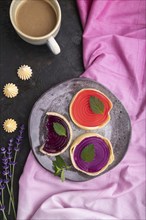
(29, 78), (131, 181)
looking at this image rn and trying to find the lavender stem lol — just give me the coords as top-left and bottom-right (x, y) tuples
(2, 189), (4, 205)
(2, 152), (14, 215)
(6, 183), (16, 218)
(0, 200), (7, 220)
(8, 152), (17, 215)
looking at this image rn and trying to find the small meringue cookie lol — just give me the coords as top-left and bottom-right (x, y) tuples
(3, 119), (17, 133)
(17, 65), (32, 80)
(3, 83), (18, 98)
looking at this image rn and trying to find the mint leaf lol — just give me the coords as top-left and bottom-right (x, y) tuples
(89, 96), (104, 114)
(53, 122), (67, 136)
(52, 156), (71, 182)
(54, 167), (61, 176)
(55, 155), (66, 168)
(52, 161), (61, 176)
(61, 169), (65, 182)
(81, 144), (95, 162)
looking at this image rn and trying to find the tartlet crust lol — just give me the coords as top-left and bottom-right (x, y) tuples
(70, 132), (114, 176)
(69, 88), (113, 130)
(40, 112), (72, 156)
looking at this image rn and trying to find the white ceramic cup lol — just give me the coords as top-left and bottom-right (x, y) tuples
(10, 0), (61, 55)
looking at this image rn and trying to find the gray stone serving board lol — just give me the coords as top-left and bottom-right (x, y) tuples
(28, 78), (131, 182)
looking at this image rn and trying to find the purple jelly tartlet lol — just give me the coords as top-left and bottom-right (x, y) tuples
(70, 133), (114, 176)
(40, 112), (72, 156)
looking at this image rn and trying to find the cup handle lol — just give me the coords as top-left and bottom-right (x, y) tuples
(47, 36), (61, 55)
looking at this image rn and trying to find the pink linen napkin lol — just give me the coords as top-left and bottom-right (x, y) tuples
(17, 0), (146, 219)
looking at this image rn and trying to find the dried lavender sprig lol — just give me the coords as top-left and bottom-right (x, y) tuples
(7, 139), (14, 175)
(6, 141), (13, 216)
(8, 124), (25, 215)
(0, 200), (7, 220)
(4, 139), (13, 214)
(1, 145), (16, 217)
(0, 148), (7, 207)
(0, 181), (7, 220)
(0, 180), (5, 207)
(0, 144), (16, 218)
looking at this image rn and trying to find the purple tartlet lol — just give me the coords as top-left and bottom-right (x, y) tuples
(70, 133), (114, 176)
(40, 112), (72, 156)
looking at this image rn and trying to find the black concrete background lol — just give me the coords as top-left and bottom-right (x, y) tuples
(0, 0), (84, 219)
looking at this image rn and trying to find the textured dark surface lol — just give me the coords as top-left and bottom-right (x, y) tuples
(29, 78), (131, 182)
(0, 0), (83, 219)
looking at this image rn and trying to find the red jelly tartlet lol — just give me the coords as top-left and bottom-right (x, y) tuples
(69, 88), (113, 130)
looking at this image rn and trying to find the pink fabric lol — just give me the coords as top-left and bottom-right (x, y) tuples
(17, 1), (146, 219)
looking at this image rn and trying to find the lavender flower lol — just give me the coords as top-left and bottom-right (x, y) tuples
(20, 124), (25, 131)
(7, 151), (12, 155)
(0, 147), (6, 154)
(2, 161), (8, 166)
(2, 157), (8, 167)
(0, 184), (5, 190)
(9, 138), (13, 143)
(9, 161), (17, 166)
(7, 139), (13, 152)
(15, 125), (25, 146)
(2, 158), (8, 163)
(2, 165), (9, 170)
(7, 155), (13, 160)
(7, 146), (12, 152)
(0, 205), (5, 211)
(8, 173), (12, 178)
(2, 170), (9, 176)
(8, 139), (13, 146)
(3, 178), (10, 184)
(14, 147), (20, 152)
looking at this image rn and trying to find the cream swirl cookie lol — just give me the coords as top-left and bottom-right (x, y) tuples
(3, 83), (18, 98)
(17, 65), (32, 80)
(3, 119), (17, 133)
